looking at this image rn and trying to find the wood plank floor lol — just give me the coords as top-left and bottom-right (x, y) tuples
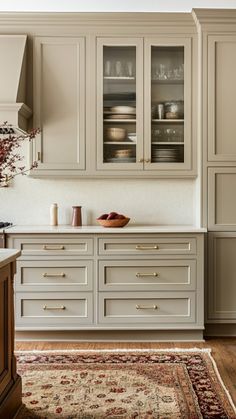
(16, 338), (236, 406)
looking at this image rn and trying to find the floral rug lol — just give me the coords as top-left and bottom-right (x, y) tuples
(16, 349), (236, 419)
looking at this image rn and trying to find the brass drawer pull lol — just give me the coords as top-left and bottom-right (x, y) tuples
(43, 305), (66, 310)
(136, 245), (159, 250)
(43, 272), (66, 278)
(136, 272), (158, 278)
(136, 304), (158, 310)
(43, 245), (65, 250)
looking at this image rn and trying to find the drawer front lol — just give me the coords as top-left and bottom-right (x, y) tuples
(98, 237), (196, 256)
(10, 236), (93, 257)
(15, 292), (93, 326)
(99, 260), (196, 291)
(15, 260), (93, 291)
(99, 292), (195, 324)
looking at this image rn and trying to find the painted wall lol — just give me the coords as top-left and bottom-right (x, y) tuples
(0, 0), (236, 12)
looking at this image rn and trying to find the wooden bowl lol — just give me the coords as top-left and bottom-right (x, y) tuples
(96, 218), (130, 228)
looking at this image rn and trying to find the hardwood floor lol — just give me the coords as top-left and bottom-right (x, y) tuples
(15, 338), (236, 406)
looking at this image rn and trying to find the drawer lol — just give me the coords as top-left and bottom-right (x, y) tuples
(15, 292), (93, 327)
(9, 236), (94, 257)
(98, 237), (196, 256)
(99, 292), (195, 324)
(99, 260), (196, 291)
(15, 260), (93, 291)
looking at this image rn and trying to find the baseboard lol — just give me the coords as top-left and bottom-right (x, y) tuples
(205, 323), (236, 337)
(15, 330), (204, 342)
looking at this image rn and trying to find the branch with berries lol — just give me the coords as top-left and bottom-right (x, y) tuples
(0, 123), (40, 187)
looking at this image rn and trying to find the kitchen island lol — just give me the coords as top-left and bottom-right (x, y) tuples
(0, 249), (21, 418)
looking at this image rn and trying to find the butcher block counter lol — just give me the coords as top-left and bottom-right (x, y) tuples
(0, 249), (21, 418)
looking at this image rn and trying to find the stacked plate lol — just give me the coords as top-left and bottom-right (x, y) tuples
(104, 105), (136, 120)
(152, 147), (183, 163)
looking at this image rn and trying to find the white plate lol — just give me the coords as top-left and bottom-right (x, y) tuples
(111, 106), (136, 114)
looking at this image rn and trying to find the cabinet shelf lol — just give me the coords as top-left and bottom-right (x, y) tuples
(152, 142), (184, 145)
(104, 119), (136, 123)
(151, 79), (184, 84)
(104, 141), (136, 145)
(152, 119), (184, 123)
(104, 76), (135, 81)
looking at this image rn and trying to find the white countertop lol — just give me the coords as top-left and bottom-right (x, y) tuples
(0, 249), (21, 268)
(5, 225), (207, 234)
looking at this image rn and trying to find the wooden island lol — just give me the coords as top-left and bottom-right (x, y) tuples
(0, 249), (21, 418)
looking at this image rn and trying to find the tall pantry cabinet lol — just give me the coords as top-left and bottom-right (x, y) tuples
(194, 9), (236, 335)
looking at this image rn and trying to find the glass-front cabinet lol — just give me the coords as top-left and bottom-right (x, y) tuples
(97, 38), (143, 170)
(97, 37), (192, 173)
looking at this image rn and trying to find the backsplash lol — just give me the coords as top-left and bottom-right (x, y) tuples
(0, 175), (196, 226)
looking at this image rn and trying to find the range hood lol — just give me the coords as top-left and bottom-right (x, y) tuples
(0, 35), (32, 135)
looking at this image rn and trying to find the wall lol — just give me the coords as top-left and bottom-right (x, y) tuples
(1, 0), (236, 12)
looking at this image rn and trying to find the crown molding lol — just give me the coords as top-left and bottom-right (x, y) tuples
(0, 12), (196, 29)
(193, 8), (236, 26)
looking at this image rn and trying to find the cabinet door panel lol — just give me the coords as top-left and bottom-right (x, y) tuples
(208, 233), (236, 321)
(33, 37), (85, 172)
(208, 35), (236, 161)
(96, 37), (144, 171)
(144, 37), (192, 171)
(208, 167), (236, 230)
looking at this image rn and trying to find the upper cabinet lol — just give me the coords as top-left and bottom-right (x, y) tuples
(32, 37), (85, 175)
(25, 15), (197, 178)
(96, 36), (194, 175)
(208, 35), (236, 162)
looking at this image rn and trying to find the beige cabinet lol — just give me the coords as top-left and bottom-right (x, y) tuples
(32, 37), (85, 176)
(96, 36), (194, 176)
(207, 233), (236, 322)
(208, 35), (236, 162)
(7, 231), (204, 338)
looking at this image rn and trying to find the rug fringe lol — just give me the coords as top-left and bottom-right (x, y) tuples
(208, 351), (236, 414)
(15, 347), (211, 354)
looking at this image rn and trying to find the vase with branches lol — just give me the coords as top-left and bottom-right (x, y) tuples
(0, 122), (40, 187)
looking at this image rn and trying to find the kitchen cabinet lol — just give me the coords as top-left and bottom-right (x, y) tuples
(97, 37), (193, 175)
(193, 8), (236, 335)
(207, 233), (236, 322)
(7, 228), (204, 340)
(0, 250), (21, 418)
(32, 36), (85, 175)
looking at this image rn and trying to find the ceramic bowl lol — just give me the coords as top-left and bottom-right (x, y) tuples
(106, 127), (126, 141)
(96, 218), (130, 228)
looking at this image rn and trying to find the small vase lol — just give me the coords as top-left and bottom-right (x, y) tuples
(72, 206), (82, 227)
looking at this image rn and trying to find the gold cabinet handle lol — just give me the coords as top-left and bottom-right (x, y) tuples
(138, 158), (144, 163)
(136, 272), (158, 278)
(43, 245), (65, 250)
(136, 245), (159, 250)
(43, 305), (65, 310)
(145, 158), (151, 163)
(43, 272), (66, 278)
(136, 304), (158, 310)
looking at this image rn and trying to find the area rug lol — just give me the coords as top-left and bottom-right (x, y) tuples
(16, 349), (236, 419)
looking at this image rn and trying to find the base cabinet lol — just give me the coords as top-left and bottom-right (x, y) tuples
(207, 233), (236, 322)
(7, 232), (204, 336)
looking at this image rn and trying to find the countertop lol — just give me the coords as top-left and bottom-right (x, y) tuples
(4, 225), (207, 234)
(0, 249), (21, 268)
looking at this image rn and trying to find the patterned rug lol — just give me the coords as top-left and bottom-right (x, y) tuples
(16, 349), (236, 419)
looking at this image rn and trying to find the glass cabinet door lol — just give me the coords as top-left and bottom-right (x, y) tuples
(97, 38), (143, 170)
(144, 38), (192, 171)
